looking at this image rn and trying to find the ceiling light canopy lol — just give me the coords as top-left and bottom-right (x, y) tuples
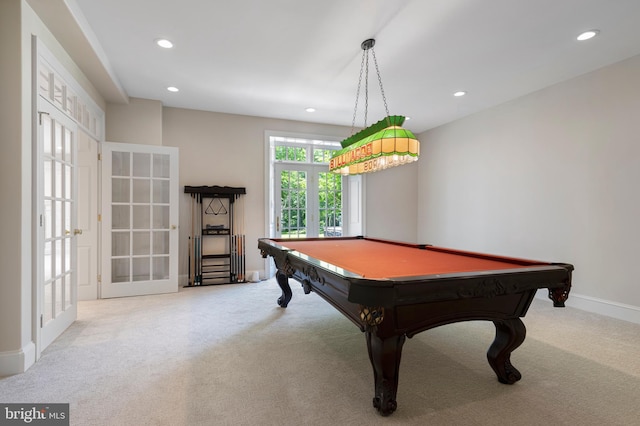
(329, 39), (419, 175)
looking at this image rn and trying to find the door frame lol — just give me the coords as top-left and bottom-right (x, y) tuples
(34, 96), (79, 353)
(274, 162), (346, 238)
(100, 142), (180, 298)
(32, 36), (105, 358)
(264, 131), (364, 277)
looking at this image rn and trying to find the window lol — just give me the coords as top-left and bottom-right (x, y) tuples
(267, 135), (344, 238)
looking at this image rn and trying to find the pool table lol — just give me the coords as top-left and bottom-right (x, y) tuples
(258, 236), (573, 416)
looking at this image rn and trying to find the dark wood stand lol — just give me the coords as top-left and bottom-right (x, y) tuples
(185, 185), (246, 286)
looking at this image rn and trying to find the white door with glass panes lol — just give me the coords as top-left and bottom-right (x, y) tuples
(37, 101), (78, 351)
(274, 164), (343, 239)
(101, 143), (179, 298)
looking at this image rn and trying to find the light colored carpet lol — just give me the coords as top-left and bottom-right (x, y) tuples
(1, 279), (639, 425)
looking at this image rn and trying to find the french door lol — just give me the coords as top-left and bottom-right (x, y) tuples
(101, 142), (179, 298)
(274, 163), (342, 238)
(37, 101), (78, 351)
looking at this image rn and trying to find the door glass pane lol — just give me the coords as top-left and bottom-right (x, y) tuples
(132, 206), (150, 229)
(44, 200), (52, 239)
(319, 172), (342, 237)
(153, 206), (170, 229)
(65, 165), (71, 199)
(43, 115), (52, 155)
(153, 231), (169, 254)
(112, 232), (130, 256)
(64, 128), (72, 162)
(64, 201), (71, 234)
(55, 162), (62, 198)
(153, 154), (170, 178)
(133, 153), (151, 177)
(280, 170), (307, 238)
(132, 231), (150, 255)
(153, 180), (170, 203)
(112, 152), (130, 176)
(65, 275), (71, 309)
(152, 257), (169, 280)
(132, 258), (150, 281)
(65, 238), (71, 272)
(55, 278), (63, 317)
(112, 178), (130, 203)
(133, 179), (151, 203)
(55, 201), (62, 237)
(55, 239), (62, 277)
(112, 258), (130, 283)
(44, 282), (53, 323)
(44, 242), (52, 281)
(54, 122), (63, 159)
(44, 160), (52, 197)
(112, 205), (130, 229)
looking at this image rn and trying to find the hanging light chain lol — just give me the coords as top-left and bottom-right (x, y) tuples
(364, 48), (370, 128)
(351, 49), (367, 135)
(370, 47), (390, 121)
(350, 38), (391, 134)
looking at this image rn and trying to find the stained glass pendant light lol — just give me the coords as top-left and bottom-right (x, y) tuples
(329, 39), (419, 175)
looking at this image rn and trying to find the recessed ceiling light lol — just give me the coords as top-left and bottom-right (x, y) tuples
(305, 107), (316, 113)
(453, 91), (467, 97)
(405, 116), (411, 120)
(156, 39), (174, 48)
(577, 30), (599, 41)
(167, 86), (179, 92)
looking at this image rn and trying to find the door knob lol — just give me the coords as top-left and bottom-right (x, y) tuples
(73, 229), (83, 235)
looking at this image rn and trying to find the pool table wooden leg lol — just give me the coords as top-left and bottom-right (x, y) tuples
(365, 329), (406, 416)
(487, 318), (526, 384)
(275, 270), (293, 308)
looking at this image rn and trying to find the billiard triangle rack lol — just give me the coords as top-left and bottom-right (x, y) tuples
(184, 185), (246, 286)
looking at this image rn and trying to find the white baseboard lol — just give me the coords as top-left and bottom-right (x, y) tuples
(0, 342), (36, 376)
(536, 289), (640, 325)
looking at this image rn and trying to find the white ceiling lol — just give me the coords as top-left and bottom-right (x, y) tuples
(46, 0), (640, 133)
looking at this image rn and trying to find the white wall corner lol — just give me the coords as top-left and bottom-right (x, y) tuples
(0, 342), (36, 376)
(536, 289), (640, 325)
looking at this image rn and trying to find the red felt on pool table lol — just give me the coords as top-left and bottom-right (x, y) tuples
(278, 238), (542, 279)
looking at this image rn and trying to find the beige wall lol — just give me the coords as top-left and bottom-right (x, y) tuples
(0, 0), (28, 363)
(418, 54), (640, 320)
(106, 98), (163, 145)
(161, 107), (353, 280)
(364, 162), (419, 243)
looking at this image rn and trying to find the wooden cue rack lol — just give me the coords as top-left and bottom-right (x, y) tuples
(184, 185), (246, 286)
